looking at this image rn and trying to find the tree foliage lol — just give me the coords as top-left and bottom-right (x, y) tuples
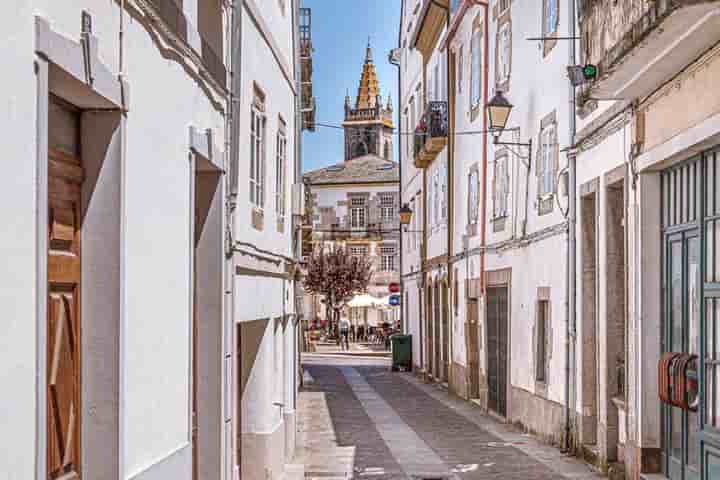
(304, 246), (373, 310)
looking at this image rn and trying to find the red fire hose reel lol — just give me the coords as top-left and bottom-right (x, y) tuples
(658, 352), (698, 412)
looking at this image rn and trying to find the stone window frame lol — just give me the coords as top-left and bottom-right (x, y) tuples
(469, 13), (484, 121)
(534, 287), (552, 393)
(250, 84), (267, 231)
(466, 163), (480, 237)
(275, 116), (287, 232)
(379, 193), (395, 221)
(536, 110), (558, 216)
(492, 149), (510, 223)
(380, 245), (397, 272)
(542, 0), (560, 57)
(495, 9), (512, 94)
(348, 193), (370, 230)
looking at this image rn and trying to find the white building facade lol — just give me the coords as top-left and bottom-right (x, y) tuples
(0, 1), (311, 480)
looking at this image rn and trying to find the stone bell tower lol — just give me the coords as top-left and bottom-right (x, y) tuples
(343, 41), (395, 161)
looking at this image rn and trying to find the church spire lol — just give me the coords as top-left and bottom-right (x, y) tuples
(355, 40), (380, 109)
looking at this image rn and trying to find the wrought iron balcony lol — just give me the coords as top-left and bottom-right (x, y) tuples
(413, 101), (448, 169)
(580, 0), (720, 100)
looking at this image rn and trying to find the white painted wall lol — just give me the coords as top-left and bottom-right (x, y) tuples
(0, 1), (228, 478)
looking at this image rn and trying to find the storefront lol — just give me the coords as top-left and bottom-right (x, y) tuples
(660, 149), (720, 479)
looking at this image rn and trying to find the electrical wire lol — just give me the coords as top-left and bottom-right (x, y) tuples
(313, 121), (496, 137)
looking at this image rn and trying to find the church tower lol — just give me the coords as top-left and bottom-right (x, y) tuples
(343, 41), (395, 161)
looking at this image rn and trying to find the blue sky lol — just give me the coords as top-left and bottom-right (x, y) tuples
(302, 0), (401, 173)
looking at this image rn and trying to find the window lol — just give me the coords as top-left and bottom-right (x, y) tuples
(350, 197), (367, 229)
(275, 118), (287, 223)
(536, 300), (549, 382)
(470, 23), (482, 108)
(381, 246), (396, 272)
(380, 194), (395, 221)
(493, 153), (509, 218)
(497, 22), (511, 87)
(498, 0), (510, 15)
(409, 96), (416, 158)
(349, 245), (368, 258)
(433, 169), (440, 227)
(433, 63), (440, 101)
(457, 44), (464, 95)
(410, 197), (417, 250)
(250, 88), (266, 208)
(468, 169), (479, 224)
(538, 123), (557, 198)
(440, 166), (447, 221)
(544, 0), (559, 37)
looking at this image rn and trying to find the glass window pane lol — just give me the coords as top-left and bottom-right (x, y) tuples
(671, 241), (683, 352)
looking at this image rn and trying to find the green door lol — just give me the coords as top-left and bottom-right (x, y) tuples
(663, 230), (700, 480)
(661, 151), (720, 479)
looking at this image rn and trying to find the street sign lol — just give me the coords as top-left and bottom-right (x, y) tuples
(388, 282), (400, 293)
(389, 295), (401, 306)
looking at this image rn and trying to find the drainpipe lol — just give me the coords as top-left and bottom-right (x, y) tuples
(292, 0), (303, 415)
(392, 1), (404, 333)
(564, 0), (578, 453)
(228, 0), (243, 474)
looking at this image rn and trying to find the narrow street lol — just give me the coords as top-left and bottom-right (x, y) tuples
(296, 351), (604, 480)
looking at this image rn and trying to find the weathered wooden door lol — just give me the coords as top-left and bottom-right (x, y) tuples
(47, 98), (82, 479)
(441, 283), (449, 382)
(487, 286), (508, 417)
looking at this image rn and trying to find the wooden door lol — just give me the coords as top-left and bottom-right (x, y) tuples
(47, 98), (82, 479)
(441, 283), (449, 382)
(466, 297), (480, 399)
(487, 286), (508, 417)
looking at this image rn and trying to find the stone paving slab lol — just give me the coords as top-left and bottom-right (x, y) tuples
(297, 355), (604, 480)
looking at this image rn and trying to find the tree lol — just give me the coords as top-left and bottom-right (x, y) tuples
(303, 246), (373, 334)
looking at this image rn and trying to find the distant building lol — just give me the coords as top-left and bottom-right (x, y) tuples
(303, 43), (400, 331)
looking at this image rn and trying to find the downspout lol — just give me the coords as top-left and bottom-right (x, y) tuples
(564, 0), (578, 453)
(228, 0), (243, 474)
(442, 0), (453, 384)
(292, 0), (302, 415)
(396, 0), (405, 333)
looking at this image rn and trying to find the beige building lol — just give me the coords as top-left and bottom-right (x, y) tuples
(303, 44), (400, 332)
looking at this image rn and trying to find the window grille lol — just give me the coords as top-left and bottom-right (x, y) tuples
(380, 246), (396, 272)
(539, 123), (557, 197)
(497, 22), (511, 85)
(468, 170), (479, 224)
(470, 27), (482, 107)
(380, 194), (395, 221)
(494, 154), (510, 218)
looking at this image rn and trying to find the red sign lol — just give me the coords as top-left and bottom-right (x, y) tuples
(388, 282), (400, 293)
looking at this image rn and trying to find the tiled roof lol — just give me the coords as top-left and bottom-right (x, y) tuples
(303, 154), (399, 185)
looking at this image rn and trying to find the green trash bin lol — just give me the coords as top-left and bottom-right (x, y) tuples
(390, 334), (412, 372)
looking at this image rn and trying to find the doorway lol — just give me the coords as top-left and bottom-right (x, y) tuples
(580, 190), (598, 448)
(466, 296), (480, 399)
(47, 96), (83, 480)
(487, 285), (509, 417)
(661, 158), (702, 480)
(441, 282), (450, 383)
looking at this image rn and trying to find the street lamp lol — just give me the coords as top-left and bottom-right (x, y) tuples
(399, 203), (413, 227)
(487, 91), (532, 159)
(487, 91), (513, 133)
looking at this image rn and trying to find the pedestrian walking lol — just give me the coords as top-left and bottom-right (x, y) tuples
(339, 318), (350, 351)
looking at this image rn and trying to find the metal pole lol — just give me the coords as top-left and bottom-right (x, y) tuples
(564, 0), (578, 453)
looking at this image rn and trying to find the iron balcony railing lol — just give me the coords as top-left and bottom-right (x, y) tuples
(413, 100), (448, 158)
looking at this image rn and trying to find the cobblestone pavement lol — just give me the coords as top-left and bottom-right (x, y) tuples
(296, 352), (604, 480)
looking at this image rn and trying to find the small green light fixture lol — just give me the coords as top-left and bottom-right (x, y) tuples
(583, 64), (598, 80)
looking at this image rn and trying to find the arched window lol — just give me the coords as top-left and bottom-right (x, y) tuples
(353, 142), (368, 157)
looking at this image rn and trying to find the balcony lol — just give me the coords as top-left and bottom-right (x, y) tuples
(581, 0), (720, 100)
(300, 8), (315, 132)
(413, 101), (448, 169)
(410, 0), (449, 61)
